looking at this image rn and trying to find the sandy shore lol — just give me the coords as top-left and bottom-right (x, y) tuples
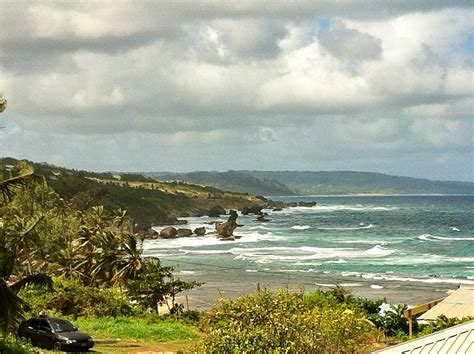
(176, 270), (458, 310)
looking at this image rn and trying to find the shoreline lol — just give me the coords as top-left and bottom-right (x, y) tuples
(176, 270), (459, 310)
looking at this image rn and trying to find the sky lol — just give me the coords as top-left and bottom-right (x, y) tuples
(0, 1), (473, 181)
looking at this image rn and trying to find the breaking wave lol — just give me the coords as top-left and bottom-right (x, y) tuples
(418, 234), (474, 242)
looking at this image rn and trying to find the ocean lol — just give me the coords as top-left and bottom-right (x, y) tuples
(143, 195), (474, 304)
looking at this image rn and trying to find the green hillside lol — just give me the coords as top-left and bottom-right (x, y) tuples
(0, 158), (266, 229)
(146, 170), (474, 196)
(146, 170), (294, 196)
(247, 171), (474, 195)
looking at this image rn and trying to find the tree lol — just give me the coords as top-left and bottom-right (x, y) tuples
(126, 258), (201, 313)
(0, 176), (52, 334)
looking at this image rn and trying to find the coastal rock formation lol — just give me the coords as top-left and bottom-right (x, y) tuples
(241, 205), (264, 215)
(298, 201), (317, 207)
(160, 226), (178, 239)
(146, 228), (159, 239)
(256, 213), (270, 222)
(208, 205), (226, 217)
(216, 210), (238, 239)
(272, 207), (283, 212)
(177, 228), (193, 237)
(194, 227), (206, 236)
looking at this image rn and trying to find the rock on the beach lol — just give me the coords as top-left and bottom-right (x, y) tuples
(193, 227), (206, 236)
(208, 205), (226, 217)
(177, 228), (193, 237)
(160, 226), (178, 239)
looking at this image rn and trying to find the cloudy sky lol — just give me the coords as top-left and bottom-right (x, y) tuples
(1, 1), (473, 181)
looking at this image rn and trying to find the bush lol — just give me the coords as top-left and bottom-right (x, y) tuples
(0, 337), (34, 354)
(196, 289), (378, 353)
(20, 278), (134, 318)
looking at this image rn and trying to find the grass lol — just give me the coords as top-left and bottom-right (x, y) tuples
(72, 316), (200, 342)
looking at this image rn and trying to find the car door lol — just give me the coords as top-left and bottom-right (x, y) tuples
(21, 319), (40, 345)
(36, 319), (55, 349)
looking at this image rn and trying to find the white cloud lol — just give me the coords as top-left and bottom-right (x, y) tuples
(0, 1), (473, 180)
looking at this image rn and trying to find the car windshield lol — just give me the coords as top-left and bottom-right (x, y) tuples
(49, 319), (76, 333)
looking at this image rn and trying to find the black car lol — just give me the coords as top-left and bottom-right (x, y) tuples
(18, 316), (94, 351)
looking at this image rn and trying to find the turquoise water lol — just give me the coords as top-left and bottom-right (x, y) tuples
(144, 195), (474, 286)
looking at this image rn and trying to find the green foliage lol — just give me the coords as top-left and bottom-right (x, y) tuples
(20, 278), (134, 318)
(417, 315), (474, 336)
(196, 289), (378, 353)
(126, 258), (202, 313)
(0, 337), (34, 354)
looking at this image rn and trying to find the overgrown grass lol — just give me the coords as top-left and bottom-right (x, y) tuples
(0, 337), (34, 354)
(71, 316), (200, 342)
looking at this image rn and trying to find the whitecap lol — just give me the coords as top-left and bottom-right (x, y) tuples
(450, 227), (461, 232)
(418, 234), (474, 242)
(291, 225), (311, 230)
(318, 224), (375, 230)
(179, 270), (196, 275)
(361, 273), (474, 285)
(370, 285), (384, 289)
(364, 245), (395, 257)
(245, 269), (258, 273)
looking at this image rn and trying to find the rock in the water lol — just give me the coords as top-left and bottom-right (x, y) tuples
(208, 205), (226, 217)
(146, 228), (159, 239)
(241, 205), (264, 215)
(256, 214), (270, 222)
(272, 207), (283, 212)
(177, 228), (193, 237)
(298, 201), (317, 207)
(193, 227), (206, 236)
(220, 236), (235, 241)
(160, 226), (178, 239)
(216, 210), (238, 238)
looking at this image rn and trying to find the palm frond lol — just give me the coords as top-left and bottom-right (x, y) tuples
(0, 279), (28, 334)
(0, 169), (36, 204)
(10, 273), (53, 294)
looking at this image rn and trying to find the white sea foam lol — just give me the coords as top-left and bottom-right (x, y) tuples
(291, 225), (311, 230)
(363, 245), (395, 257)
(361, 273), (474, 285)
(318, 224), (375, 230)
(179, 270), (196, 275)
(324, 259), (347, 264)
(280, 205), (398, 215)
(418, 234), (474, 241)
(143, 231), (276, 251)
(450, 227), (461, 232)
(370, 285), (384, 289)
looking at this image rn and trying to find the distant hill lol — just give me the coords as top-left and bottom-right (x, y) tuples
(146, 171), (294, 196)
(0, 158), (267, 228)
(146, 170), (474, 196)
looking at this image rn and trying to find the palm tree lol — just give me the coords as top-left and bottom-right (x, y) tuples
(0, 98), (52, 333)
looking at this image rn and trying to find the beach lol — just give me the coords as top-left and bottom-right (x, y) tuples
(144, 195), (473, 309)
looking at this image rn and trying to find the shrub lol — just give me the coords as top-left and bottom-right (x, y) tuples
(20, 278), (134, 318)
(196, 289), (378, 353)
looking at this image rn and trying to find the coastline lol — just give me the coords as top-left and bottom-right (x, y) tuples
(175, 269), (459, 310)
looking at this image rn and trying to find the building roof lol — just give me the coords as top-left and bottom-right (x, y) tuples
(419, 285), (474, 321)
(375, 320), (474, 353)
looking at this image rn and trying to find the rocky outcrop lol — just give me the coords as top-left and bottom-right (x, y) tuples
(241, 205), (264, 215)
(298, 201), (317, 207)
(215, 210), (238, 239)
(160, 226), (178, 239)
(193, 227), (206, 236)
(272, 207), (283, 212)
(177, 228), (193, 237)
(256, 213), (270, 222)
(146, 228), (160, 239)
(208, 205), (226, 217)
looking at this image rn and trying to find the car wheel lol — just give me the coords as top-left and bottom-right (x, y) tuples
(53, 341), (62, 351)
